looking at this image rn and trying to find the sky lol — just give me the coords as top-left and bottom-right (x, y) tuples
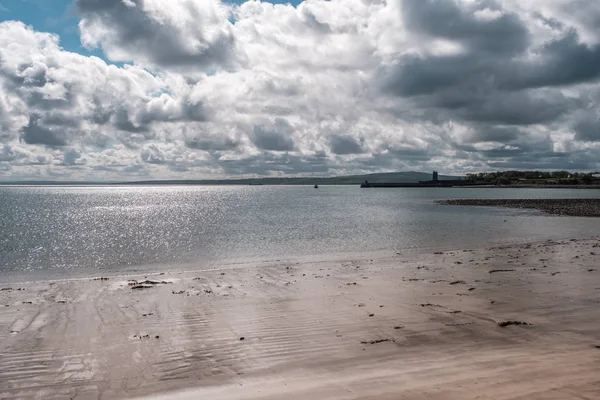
(1, 0), (600, 181)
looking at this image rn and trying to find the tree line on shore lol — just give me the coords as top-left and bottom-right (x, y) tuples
(465, 171), (600, 185)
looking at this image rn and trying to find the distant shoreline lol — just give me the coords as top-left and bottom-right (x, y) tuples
(0, 182), (361, 186)
(0, 171), (459, 186)
(2, 182), (600, 188)
(455, 184), (600, 189)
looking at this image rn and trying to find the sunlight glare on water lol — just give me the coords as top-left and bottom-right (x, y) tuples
(1, 185), (599, 282)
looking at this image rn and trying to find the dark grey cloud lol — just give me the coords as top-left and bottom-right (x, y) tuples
(387, 69), (575, 126)
(448, 130), (587, 172)
(380, 48), (591, 103)
(114, 108), (147, 133)
(0, 99), (11, 140)
(457, 89), (574, 125)
(350, 150), (431, 172)
(181, 101), (208, 122)
(382, 54), (477, 98)
(479, 147), (527, 159)
(76, 0), (237, 69)
(90, 104), (112, 126)
(251, 119), (295, 151)
(372, 0), (600, 168)
(402, 0), (529, 55)
(25, 87), (76, 112)
(329, 135), (365, 155)
(502, 31), (600, 90)
(487, 152), (597, 171)
(386, 146), (434, 160)
(185, 136), (239, 151)
(20, 117), (67, 147)
(379, 0), (600, 133)
(574, 116), (600, 141)
(42, 113), (82, 129)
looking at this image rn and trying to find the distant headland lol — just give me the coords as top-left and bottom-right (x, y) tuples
(1, 170), (599, 187)
(0, 171), (458, 186)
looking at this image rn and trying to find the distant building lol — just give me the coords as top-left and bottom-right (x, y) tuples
(432, 171), (439, 182)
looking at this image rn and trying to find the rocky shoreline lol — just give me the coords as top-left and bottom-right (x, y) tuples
(436, 198), (600, 217)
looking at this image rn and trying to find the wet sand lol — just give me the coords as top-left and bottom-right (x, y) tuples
(1, 238), (600, 399)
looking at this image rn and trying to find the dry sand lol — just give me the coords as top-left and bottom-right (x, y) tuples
(1, 238), (600, 399)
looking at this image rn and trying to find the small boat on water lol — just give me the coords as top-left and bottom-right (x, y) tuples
(314, 184), (319, 189)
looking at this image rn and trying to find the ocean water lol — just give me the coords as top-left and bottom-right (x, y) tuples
(1, 185), (600, 282)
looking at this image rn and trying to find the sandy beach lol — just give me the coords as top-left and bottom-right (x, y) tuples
(2, 238), (600, 399)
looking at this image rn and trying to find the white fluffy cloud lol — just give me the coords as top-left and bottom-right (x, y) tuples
(1, 0), (600, 181)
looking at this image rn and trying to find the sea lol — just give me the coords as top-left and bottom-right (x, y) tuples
(1, 185), (600, 283)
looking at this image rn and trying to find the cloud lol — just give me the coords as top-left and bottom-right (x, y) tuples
(76, 0), (238, 70)
(574, 115), (600, 141)
(501, 31), (600, 90)
(62, 149), (82, 165)
(21, 116), (68, 147)
(1, 0), (600, 181)
(185, 136), (239, 151)
(402, 0), (530, 55)
(329, 135), (365, 155)
(381, 0), (599, 127)
(251, 119), (295, 151)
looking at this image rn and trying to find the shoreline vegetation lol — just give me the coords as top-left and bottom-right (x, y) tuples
(455, 184), (600, 189)
(436, 198), (600, 217)
(466, 170), (600, 186)
(2, 238), (600, 399)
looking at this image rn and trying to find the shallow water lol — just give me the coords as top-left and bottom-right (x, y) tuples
(1, 185), (600, 282)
